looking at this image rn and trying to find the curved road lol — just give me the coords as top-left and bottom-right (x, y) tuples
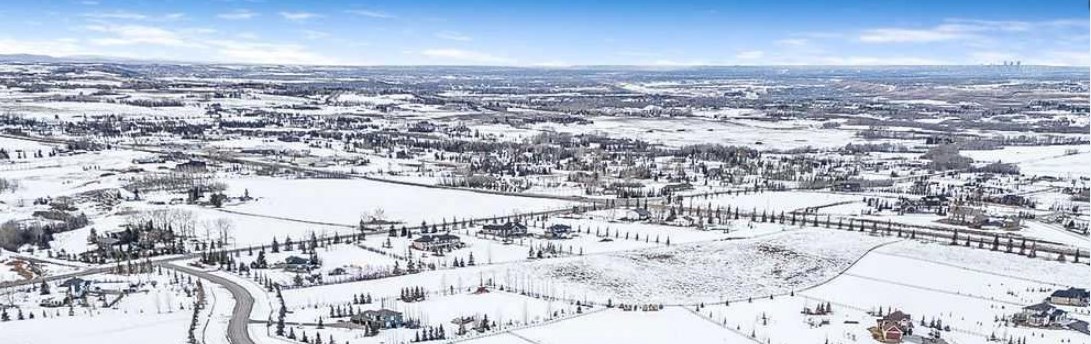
(162, 263), (257, 344)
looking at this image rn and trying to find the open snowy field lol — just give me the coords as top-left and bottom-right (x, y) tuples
(511, 228), (896, 304)
(533, 116), (859, 150)
(479, 306), (750, 344)
(0, 271), (202, 344)
(794, 240), (1091, 344)
(0, 309), (192, 344)
(962, 145), (1091, 178)
(223, 177), (577, 226)
(0, 100), (207, 120)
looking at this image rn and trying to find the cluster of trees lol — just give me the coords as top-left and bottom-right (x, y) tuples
(125, 173), (223, 195)
(923, 144), (974, 171)
(400, 286), (427, 302)
(283, 329), (339, 344)
(411, 326), (447, 342)
(116, 98), (185, 107)
(269, 232), (324, 254)
(0, 177), (17, 193)
(0, 220), (61, 251)
(0, 307), (35, 322)
(351, 293), (374, 305)
(0, 147), (55, 159)
(186, 281), (206, 344)
(450, 253), (474, 267)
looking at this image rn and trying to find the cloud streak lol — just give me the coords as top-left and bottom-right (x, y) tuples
(346, 9), (395, 19)
(218, 9), (258, 20)
(419, 49), (512, 64)
(279, 11), (320, 22)
(435, 31), (471, 41)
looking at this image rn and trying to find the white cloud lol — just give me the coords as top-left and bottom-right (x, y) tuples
(86, 24), (194, 47)
(218, 9), (258, 20)
(776, 38), (812, 47)
(208, 40), (341, 65)
(346, 10), (395, 19)
(279, 11), (320, 22)
(859, 18), (1088, 44)
(435, 31), (471, 41)
(82, 10), (149, 20)
(735, 50), (765, 60)
(182, 27), (217, 35)
(301, 30), (329, 40)
(859, 28), (966, 43)
(82, 10), (184, 21)
(531, 61), (572, 68)
(816, 56), (947, 65)
(419, 49), (513, 64)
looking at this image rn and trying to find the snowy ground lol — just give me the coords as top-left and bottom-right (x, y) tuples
(223, 177), (576, 226)
(0, 271), (201, 344)
(962, 145), (1090, 178)
(699, 191), (864, 214)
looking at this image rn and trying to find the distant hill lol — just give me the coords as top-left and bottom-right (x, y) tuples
(0, 53), (188, 65)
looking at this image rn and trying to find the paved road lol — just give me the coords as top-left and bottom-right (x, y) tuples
(163, 263), (257, 344)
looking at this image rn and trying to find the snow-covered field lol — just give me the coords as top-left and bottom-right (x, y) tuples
(506, 228), (896, 304)
(483, 306), (750, 344)
(0, 271), (203, 344)
(534, 116), (858, 150)
(223, 177), (576, 225)
(962, 145), (1090, 178)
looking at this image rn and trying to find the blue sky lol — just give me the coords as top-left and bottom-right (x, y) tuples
(0, 0), (1086, 66)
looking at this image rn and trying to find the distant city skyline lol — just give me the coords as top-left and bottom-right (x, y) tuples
(0, 0), (1086, 66)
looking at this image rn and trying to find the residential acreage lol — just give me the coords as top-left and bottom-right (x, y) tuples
(0, 2), (1089, 344)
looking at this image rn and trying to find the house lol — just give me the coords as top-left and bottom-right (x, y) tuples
(872, 310), (913, 343)
(622, 208), (652, 221)
(1015, 302), (1068, 327)
(132, 156), (166, 164)
(480, 222), (528, 238)
(411, 234), (462, 251)
(834, 181), (863, 192)
(408, 121), (437, 133)
(39, 293), (69, 308)
(546, 224), (572, 239)
(174, 160), (208, 173)
(1049, 288), (1090, 307)
(451, 314), (492, 333)
(59, 277), (91, 298)
(1068, 320), (1089, 335)
(997, 194), (1026, 206)
(920, 195), (948, 208)
(283, 255), (316, 273)
(661, 183), (694, 194)
(351, 309), (404, 329)
(947, 205), (987, 228)
(240, 147), (280, 155)
(451, 316), (477, 326)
